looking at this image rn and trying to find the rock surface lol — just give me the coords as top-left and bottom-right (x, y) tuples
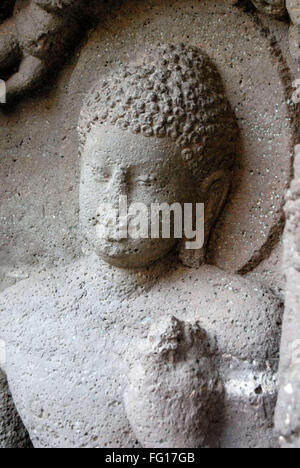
(0, 0), (298, 449)
(275, 145), (300, 449)
(0, 0), (97, 102)
(287, 0), (300, 25)
(289, 24), (300, 59)
(287, 0), (300, 59)
(0, 370), (32, 448)
(0, 0), (294, 282)
(0, 258), (282, 448)
(124, 316), (222, 448)
(251, 0), (287, 17)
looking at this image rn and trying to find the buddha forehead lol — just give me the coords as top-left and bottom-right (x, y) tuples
(82, 123), (184, 170)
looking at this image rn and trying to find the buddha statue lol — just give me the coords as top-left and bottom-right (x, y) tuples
(0, 44), (282, 448)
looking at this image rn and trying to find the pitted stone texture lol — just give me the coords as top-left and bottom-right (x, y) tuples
(124, 317), (222, 448)
(0, 259), (282, 448)
(0, 0), (95, 101)
(251, 0), (287, 17)
(0, 0), (295, 449)
(79, 43), (238, 168)
(78, 40), (238, 270)
(287, 0), (300, 59)
(0, 0), (293, 285)
(289, 24), (300, 59)
(0, 370), (32, 448)
(275, 145), (300, 449)
(287, 0), (300, 24)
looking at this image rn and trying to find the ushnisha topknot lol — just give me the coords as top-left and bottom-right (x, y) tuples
(78, 43), (239, 179)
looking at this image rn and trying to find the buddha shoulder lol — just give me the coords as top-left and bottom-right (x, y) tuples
(0, 258), (93, 340)
(152, 265), (283, 361)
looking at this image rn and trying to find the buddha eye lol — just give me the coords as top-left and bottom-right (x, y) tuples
(136, 175), (155, 186)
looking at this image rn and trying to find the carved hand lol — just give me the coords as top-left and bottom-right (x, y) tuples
(0, 0), (92, 102)
(124, 316), (223, 448)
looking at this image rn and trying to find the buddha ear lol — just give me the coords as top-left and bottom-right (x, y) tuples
(201, 169), (231, 232)
(179, 169), (231, 269)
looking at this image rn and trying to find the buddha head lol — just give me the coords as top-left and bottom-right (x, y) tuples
(78, 44), (238, 268)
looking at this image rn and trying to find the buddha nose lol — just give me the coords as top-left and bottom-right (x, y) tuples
(110, 167), (128, 197)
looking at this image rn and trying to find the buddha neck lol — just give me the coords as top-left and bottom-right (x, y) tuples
(87, 249), (181, 299)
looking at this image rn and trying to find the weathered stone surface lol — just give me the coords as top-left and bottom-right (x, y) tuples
(289, 23), (300, 59)
(275, 145), (300, 449)
(0, 370), (32, 448)
(124, 316), (222, 448)
(0, 259), (282, 448)
(78, 43), (238, 269)
(0, 42), (283, 448)
(0, 0), (294, 281)
(248, 0), (300, 61)
(251, 0), (287, 17)
(0, 0), (96, 102)
(287, 0), (300, 25)
(0, 0), (297, 449)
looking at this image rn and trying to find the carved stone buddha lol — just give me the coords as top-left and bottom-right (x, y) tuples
(0, 44), (282, 448)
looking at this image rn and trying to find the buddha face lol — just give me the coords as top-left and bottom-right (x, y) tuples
(80, 124), (196, 268)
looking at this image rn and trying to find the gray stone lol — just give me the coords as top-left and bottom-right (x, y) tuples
(78, 44), (238, 269)
(0, 0), (293, 281)
(275, 145), (300, 449)
(124, 316), (222, 448)
(0, 258), (282, 448)
(0, 44), (282, 448)
(251, 0), (287, 17)
(287, 0), (300, 25)
(0, 0), (297, 449)
(0, 370), (32, 448)
(289, 23), (300, 59)
(0, 0), (96, 102)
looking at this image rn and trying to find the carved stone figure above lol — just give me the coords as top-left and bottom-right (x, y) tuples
(248, 0), (299, 59)
(286, 0), (300, 59)
(0, 0), (94, 102)
(251, 0), (287, 18)
(0, 44), (282, 448)
(287, 0), (300, 25)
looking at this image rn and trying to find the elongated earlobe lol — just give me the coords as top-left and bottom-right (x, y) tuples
(179, 169), (232, 268)
(202, 169), (231, 230)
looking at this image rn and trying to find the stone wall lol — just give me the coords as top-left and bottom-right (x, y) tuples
(275, 145), (300, 448)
